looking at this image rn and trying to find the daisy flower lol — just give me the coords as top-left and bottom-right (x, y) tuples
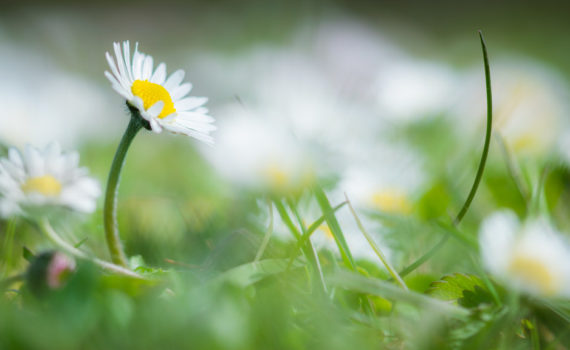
(105, 41), (215, 144)
(479, 211), (570, 298)
(453, 60), (570, 158)
(206, 107), (315, 193)
(0, 142), (101, 217)
(340, 142), (427, 215)
(374, 60), (458, 123)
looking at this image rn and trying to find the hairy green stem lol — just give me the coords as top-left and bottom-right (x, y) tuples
(398, 31), (493, 277)
(40, 218), (141, 278)
(103, 114), (144, 267)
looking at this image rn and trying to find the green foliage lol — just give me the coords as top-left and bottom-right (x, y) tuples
(426, 273), (495, 308)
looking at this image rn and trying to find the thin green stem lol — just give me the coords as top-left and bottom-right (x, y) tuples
(454, 31), (493, 226)
(344, 193), (408, 290)
(286, 198), (328, 293)
(39, 218), (141, 278)
(398, 31), (493, 277)
(103, 113), (144, 267)
(254, 198), (274, 262)
(530, 165), (550, 217)
(399, 236), (449, 278)
(272, 199), (302, 240)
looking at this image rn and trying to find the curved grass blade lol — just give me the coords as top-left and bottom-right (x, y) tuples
(398, 30), (493, 277)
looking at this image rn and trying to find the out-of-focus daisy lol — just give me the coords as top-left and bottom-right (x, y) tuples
(479, 211), (570, 298)
(206, 108), (314, 193)
(374, 60), (458, 123)
(105, 41), (215, 144)
(340, 143), (427, 215)
(0, 142), (101, 217)
(453, 60), (570, 158)
(0, 42), (116, 148)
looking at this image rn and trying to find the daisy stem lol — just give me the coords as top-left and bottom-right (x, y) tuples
(39, 218), (142, 279)
(103, 113), (144, 267)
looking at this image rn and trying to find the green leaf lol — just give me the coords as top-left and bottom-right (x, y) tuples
(22, 246), (35, 262)
(426, 273), (494, 308)
(73, 237), (89, 249)
(211, 259), (302, 288)
(329, 270), (470, 319)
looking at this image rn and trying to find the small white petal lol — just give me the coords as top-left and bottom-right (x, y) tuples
(147, 100), (165, 118)
(142, 55), (154, 80)
(164, 69), (185, 90)
(175, 97), (208, 111)
(151, 62), (167, 85)
(171, 82), (192, 100)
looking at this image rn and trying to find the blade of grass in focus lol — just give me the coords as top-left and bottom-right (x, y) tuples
(397, 30), (494, 278)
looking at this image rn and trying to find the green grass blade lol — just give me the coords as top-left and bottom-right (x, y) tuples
(313, 184), (357, 270)
(396, 31), (494, 278)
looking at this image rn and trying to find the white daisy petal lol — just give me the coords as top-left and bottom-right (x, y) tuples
(142, 55), (154, 80)
(133, 43), (144, 80)
(171, 82), (192, 100)
(123, 40), (134, 82)
(8, 148), (23, 168)
(174, 97), (208, 111)
(105, 41), (215, 144)
(149, 118), (163, 133)
(164, 69), (185, 90)
(113, 42), (130, 86)
(147, 100), (165, 118)
(151, 62), (167, 85)
(0, 144), (101, 218)
(177, 111), (215, 123)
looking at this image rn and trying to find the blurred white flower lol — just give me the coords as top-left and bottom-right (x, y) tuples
(453, 60), (570, 157)
(206, 108), (314, 193)
(192, 44), (383, 174)
(105, 41), (215, 144)
(479, 211), (570, 298)
(340, 142), (427, 215)
(374, 60), (458, 122)
(311, 19), (404, 98)
(0, 142), (101, 217)
(0, 43), (116, 148)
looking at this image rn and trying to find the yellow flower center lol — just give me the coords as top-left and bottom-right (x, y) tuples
(511, 133), (540, 154)
(370, 190), (412, 214)
(131, 80), (176, 119)
(22, 175), (62, 196)
(508, 255), (558, 296)
(264, 165), (290, 189)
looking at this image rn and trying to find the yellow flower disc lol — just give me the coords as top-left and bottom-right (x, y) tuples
(131, 80), (176, 119)
(22, 175), (62, 196)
